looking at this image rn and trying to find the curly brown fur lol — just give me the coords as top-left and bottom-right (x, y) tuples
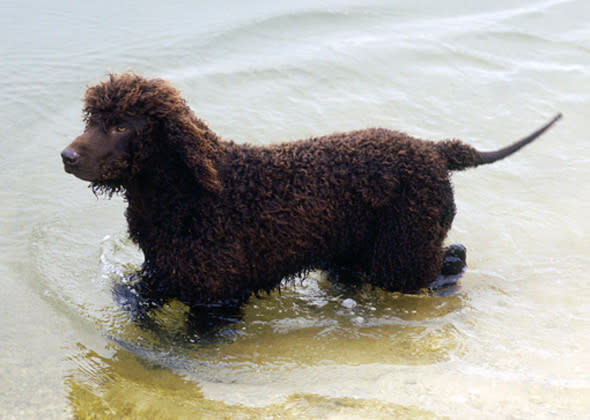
(61, 73), (560, 314)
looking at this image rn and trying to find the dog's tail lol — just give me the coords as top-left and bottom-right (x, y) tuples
(436, 113), (562, 171)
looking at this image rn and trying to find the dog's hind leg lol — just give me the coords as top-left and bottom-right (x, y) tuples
(441, 243), (466, 275)
(426, 244), (467, 294)
(368, 177), (459, 293)
(368, 209), (444, 293)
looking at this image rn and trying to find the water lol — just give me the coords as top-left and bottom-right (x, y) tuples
(1, 0), (589, 418)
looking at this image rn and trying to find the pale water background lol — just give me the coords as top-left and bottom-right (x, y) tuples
(1, 0), (589, 418)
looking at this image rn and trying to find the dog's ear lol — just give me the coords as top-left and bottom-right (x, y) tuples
(164, 117), (222, 193)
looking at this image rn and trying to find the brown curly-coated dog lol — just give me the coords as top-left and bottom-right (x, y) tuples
(61, 73), (560, 321)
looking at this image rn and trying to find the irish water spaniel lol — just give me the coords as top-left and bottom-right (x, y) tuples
(61, 73), (561, 319)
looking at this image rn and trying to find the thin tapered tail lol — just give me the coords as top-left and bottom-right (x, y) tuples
(477, 113), (562, 165)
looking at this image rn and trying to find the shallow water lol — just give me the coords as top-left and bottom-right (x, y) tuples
(1, 0), (589, 418)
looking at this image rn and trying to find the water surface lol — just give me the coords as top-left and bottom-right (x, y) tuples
(1, 0), (589, 418)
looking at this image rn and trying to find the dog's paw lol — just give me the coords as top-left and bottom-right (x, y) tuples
(112, 279), (162, 322)
(441, 243), (467, 275)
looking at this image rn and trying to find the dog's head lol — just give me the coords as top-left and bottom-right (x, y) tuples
(61, 73), (221, 194)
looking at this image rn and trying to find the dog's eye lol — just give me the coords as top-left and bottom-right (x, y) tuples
(115, 126), (127, 133)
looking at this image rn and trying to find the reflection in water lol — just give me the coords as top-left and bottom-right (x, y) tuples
(66, 344), (207, 419)
(109, 269), (468, 363)
(67, 343), (439, 418)
(65, 262), (468, 417)
(67, 270), (465, 419)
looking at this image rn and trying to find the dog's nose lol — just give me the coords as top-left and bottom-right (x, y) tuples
(61, 148), (80, 165)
